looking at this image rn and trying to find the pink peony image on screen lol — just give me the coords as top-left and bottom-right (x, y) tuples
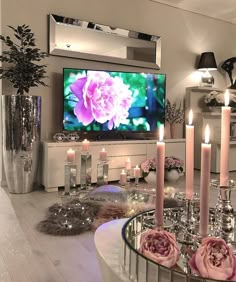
(70, 71), (132, 129)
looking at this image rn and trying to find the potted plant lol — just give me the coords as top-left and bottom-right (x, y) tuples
(0, 25), (47, 193)
(140, 157), (156, 184)
(165, 99), (184, 138)
(164, 156), (184, 182)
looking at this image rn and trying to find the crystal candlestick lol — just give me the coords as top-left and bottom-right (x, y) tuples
(80, 151), (92, 190)
(134, 176), (139, 187)
(64, 162), (77, 196)
(175, 192), (200, 245)
(97, 161), (109, 186)
(126, 169), (131, 185)
(211, 179), (236, 243)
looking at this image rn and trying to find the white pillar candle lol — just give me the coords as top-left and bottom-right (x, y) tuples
(200, 125), (211, 238)
(99, 148), (107, 161)
(125, 158), (131, 170)
(120, 169), (127, 185)
(220, 89), (231, 187)
(133, 165), (141, 178)
(186, 109), (194, 200)
(82, 139), (90, 151)
(155, 124), (165, 228)
(67, 148), (76, 162)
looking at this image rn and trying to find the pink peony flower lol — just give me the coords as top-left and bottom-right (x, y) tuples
(139, 229), (180, 268)
(70, 71), (132, 129)
(140, 158), (156, 177)
(189, 237), (236, 280)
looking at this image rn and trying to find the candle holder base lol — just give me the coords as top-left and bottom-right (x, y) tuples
(175, 192), (200, 245)
(64, 163), (78, 196)
(80, 151), (92, 191)
(126, 169), (131, 185)
(211, 179), (236, 243)
(97, 161), (109, 186)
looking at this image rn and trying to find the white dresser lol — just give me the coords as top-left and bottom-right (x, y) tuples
(42, 139), (185, 192)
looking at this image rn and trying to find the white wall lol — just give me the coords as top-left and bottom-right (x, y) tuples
(2, 0), (236, 140)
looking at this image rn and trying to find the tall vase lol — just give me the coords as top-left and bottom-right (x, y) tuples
(165, 122), (171, 139)
(2, 95), (41, 193)
(170, 123), (178, 139)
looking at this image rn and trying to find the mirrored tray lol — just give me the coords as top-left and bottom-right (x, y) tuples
(121, 209), (236, 282)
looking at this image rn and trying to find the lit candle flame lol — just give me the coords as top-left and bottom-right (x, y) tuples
(102, 148), (105, 152)
(136, 165), (139, 168)
(159, 124), (164, 141)
(224, 89), (230, 106)
(205, 124), (210, 144)
(189, 109), (193, 125)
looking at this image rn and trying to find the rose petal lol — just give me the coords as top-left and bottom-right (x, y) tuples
(74, 101), (94, 126)
(70, 77), (87, 99)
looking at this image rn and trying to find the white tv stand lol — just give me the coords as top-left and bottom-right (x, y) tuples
(41, 139), (185, 192)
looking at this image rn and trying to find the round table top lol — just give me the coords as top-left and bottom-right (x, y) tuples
(94, 218), (130, 282)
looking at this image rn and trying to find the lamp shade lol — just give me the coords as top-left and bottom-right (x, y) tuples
(197, 52), (217, 71)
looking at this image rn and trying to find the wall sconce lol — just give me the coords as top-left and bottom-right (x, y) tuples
(197, 52), (217, 87)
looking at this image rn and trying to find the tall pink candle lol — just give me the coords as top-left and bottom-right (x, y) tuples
(67, 148), (76, 162)
(100, 148), (107, 161)
(220, 90), (231, 187)
(82, 139), (90, 151)
(133, 165), (141, 178)
(155, 124), (165, 228)
(120, 169), (127, 185)
(186, 109), (194, 200)
(125, 158), (131, 170)
(200, 125), (211, 238)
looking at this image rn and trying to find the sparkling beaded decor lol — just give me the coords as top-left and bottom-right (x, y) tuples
(53, 132), (80, 142)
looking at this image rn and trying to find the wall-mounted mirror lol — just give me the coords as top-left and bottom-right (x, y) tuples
(49, 14), (161, 69)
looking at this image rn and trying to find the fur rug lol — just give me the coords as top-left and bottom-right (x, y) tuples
(37, 186), (181, 236)
(37, 198), (154, 236)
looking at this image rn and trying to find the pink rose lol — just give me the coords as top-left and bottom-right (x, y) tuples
(189, 237), (236, 280)
(70, 71), (132, 129)
(139, 229), (180, 268)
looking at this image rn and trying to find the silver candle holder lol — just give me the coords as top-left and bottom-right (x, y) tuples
(64, 162), (77, 196)
(80, 151), (92, 190)
(97, 160), (109, 186)
(211, 179), (236, 243)
(175, 192), (200, 245)
(126, 169), (131, 185)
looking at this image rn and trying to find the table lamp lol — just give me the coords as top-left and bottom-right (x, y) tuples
(197, 52), (217, 87)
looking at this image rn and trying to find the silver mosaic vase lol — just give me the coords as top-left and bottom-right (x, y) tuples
(2, 95), (41, 193)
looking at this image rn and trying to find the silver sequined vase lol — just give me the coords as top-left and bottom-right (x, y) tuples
(2, 95), (41, 193)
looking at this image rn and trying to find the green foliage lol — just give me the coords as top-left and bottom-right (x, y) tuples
(0, 25), (48, 95)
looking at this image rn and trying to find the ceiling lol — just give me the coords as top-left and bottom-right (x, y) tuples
(151, 0), (236, 24)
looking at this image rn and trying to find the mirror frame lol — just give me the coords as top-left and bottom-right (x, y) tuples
(48, 14), (161, 69)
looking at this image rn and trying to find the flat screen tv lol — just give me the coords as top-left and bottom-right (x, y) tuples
(63, 68), (166, 140)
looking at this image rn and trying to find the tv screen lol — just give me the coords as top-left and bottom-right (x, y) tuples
(63, 68), (166, 139)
